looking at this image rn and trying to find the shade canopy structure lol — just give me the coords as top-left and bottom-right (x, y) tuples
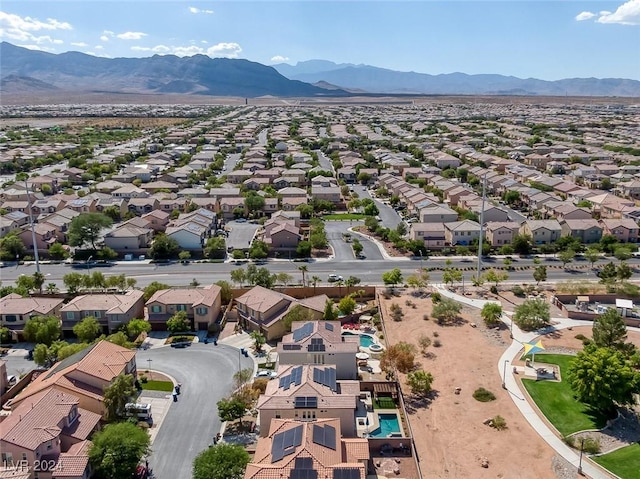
(356, 352), (370, 360)
(523, 339), (545, 366)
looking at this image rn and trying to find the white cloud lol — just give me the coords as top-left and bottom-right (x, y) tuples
(207, 42), (242, 58)
(597, 0), (640, 25)
(270, 55), (289, 62)
(575, 0), (640, 25)
(94, 45), (103, 50)
(189, 6), (214, 14)
(116, 31), (147, 40)
(131, 44), (171, 53)
(0, 11), (71, 44)
(99, 35), (109, 42)
(71, 41), (87, 47)
(575, 11), (596, 21)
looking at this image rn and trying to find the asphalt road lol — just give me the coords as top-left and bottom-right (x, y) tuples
(358, 187), (403, 229)
(226, 221), (260, 251)
(317, 151), (334, 173)
(136, 344), (254, 479)
(324, 220), (383, 261)
(222, 153), (242, 175)
(7, 256), (634, 288)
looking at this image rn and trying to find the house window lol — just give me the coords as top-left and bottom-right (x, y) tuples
(176, 304), (187, 312)
(21, 453), (27, 462)
(196, 307), (208, 316)
(94, 311), (101, 318)
(1, 453), (13, 464)
(47, 440), (53, 450)
(275, 411), (281, 419)
(5, 315), (17, 322)
(66, 312), (74, 320)
(151, 305), (162, 313)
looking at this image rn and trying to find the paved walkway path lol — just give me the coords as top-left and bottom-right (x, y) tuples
(432, 284), (620, 479)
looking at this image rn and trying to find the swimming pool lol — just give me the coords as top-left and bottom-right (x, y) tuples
(342, 332), (375, 348)
(370, 413), (401, 438)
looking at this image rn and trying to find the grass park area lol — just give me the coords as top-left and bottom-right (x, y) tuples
(593, 444), (640, 479)
(521, 354), (609, 436)
(140, 380), (174, 392)
(322, 213), (368, 221)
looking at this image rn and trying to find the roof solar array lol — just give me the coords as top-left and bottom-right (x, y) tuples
(324, 322), (334, 331)
(333, 468), (360, 479)
(293, 322), (314, 342)
(312, 424), (337, 450)
(271, 424), (303, 462)
(291, 469), (319, 479)
(279, 366), (303, 390)
(295, 458), (313, 469)
(294, 396), (318, 408)
(283, 344), (302, 351)
(307, 337), (326, 352)
(312, 367), (337, 391)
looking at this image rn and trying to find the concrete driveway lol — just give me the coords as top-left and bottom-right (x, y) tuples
(136, 343), (254, 479)
(226, 221), (260, 251)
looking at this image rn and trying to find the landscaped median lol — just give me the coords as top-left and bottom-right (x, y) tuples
(593, 443), (640, 479)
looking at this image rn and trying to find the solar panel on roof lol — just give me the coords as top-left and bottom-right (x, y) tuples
(293, 322), (314, 342)
(292, 366), (303, 386)
(295, 457), (313, 469)
(291, 470), (318, 479)
(312, 424), (336, 450)
(333, 468), (359, 479)
(326, 367), (336, 391)
(325, 322), (334, 331)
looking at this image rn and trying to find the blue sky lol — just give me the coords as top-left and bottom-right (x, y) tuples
(1, 1), (639, 80)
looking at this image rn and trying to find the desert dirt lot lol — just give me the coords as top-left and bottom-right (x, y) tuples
(378, 291), (640, 479)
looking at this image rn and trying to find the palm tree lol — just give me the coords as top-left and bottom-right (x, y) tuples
(45, 283), (59, 294)
(310, 276), (321, 293)
(298, 265), (308, 287)
(32, 271), (45, 295)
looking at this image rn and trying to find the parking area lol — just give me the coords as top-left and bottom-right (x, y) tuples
(225, 220), (260, 253)
(1, 343), (36, 377)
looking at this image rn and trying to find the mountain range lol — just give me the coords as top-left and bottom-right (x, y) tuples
(1, 42), (639, 98)
(272, 60), (640, 97)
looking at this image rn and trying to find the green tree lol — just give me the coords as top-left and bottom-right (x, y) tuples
(48, 242), (69, 260)
(382, 268), (403, 289)
(511, 234), (532, 255)
(513, 299), (550, 331)
(89, 422), (150, 479)
(244, 192), (265, 214)
(33, 343), (55, 367)
(245, 264), (275, 288)
(323, 299), (338, 321)
(23, 315), (61, 346)
(73, 316), (102, 342)
(149, 234), (180, 259)
(57, 342), (90, 361)
(558, 249), (575, 269)
(584, 248), (601, 269)
(217, 398), (247, 428)
(296, 240), (312, 258)
(249, 240), (268, 259)
(192, 443), (250, 479)
(617, 262), (633, 282)
(431, 297), (463, 324)
(103, 373), (137, 422)
(250, 330), (266, 352)
(68, 213), (113, 251)
(282, 304), (315, 332)
(568, 345), (640, 414)
(276, 272), (293, 286)
(442, 268), (463, 288)
(106, 331), (130, 347)
(352, 239), (363, 257)
(230, 268), (247, 287)
(216, 280), (233, 305)
(481, 302), (503, 327)
(599, 234), (619, 254)
(178, 250), (191, 262)
(483, 269), (509, 289)
(592, 308), (628, 349)
(338, 295), (357, 315)
(406, 370), (435, 397)
(204, 236), (226, 259)
(98, 247), (118, 261)
(63, 272), (85, 294)
(143, 281), (170, 301)
(16, 274), (36, 293)
(0, 234), (26, 260)
(532, 265), (547, 285)
(597, 262), (618, 285)
(167, 310), (190, 333)
(298, 265), (308, 286)
(126, 319), (151, 340)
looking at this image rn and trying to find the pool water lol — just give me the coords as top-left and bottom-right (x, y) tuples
(370, 413), (401, 438)
(342, 332), (375, 348)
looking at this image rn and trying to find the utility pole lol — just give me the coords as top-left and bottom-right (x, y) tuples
(24, 179), (41, 273)
(476, 174), (486, 281)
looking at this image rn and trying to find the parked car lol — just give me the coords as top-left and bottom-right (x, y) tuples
(255, 370), (277, 379)
(328, 274), (344, 282)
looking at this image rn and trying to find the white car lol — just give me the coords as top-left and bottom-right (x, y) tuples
(255, 370), (277, 379)
(328, 274), (344, 282)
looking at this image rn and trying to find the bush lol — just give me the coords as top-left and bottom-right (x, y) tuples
(490, 285), (498, 294)
(511, 285), (525, 297)
(431, 292), (441, 303)
(433, 339), (442, 347)
(565, 436), (600, 454)
(140, 375), (148, 383)
(422, 314), (429, 321)
(491, 415), (507, 430)
(472, 387), (496, 402)
(432, 331), (439, 337)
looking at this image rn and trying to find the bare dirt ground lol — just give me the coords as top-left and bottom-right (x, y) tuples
(380, 290), (559, 479)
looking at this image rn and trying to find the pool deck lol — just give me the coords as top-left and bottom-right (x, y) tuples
(357, 409), (402, 438)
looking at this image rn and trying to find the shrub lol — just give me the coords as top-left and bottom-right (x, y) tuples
(490, 285), (498, 294)
(431, 292), (441, 303)
(422, 314), (429, 321)
(491, 415), (507, 430)
(433, 339), (442, 347)
(389, 303), (403, 322)
(378, 334), (384, 340)
(472, 387), (496, 402)
(511, 285), (525, 297)
(140, 375), (148, 384)
(582, 437), (601, 454)
(432, 331), (439, 337)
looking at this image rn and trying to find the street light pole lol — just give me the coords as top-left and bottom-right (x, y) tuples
(147, 358), (152, 372)
(502, 359), (508, 389)
(578, 438), (584, 475)
(510, 315), (514, 339)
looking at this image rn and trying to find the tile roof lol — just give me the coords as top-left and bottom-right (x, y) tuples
(0, 294), (64, 316)
(60, 290), (144, 316)
(146, 284), (221, 308)
(54, 440), (92, 478)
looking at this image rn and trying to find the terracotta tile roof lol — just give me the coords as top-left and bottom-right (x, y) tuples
(59, 290), (144, 316)
(235, 286), (294, 314)
(0, 294), (64, 316)
(245, 419), (366, 479)
(0, 389), (99, 451)
(279, 321), (358, 355)
(146, 284), (221, 308)
(54, 440), (92, 478)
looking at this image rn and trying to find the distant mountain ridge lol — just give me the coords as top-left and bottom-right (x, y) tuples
(0, 42), (345, 98)
(273, 60), (640, 97)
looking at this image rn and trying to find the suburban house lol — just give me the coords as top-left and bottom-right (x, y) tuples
(59, 290), (145, 335)
(417, 205), (458, 224)
(485, 222), (521, 247)
(7, 340), (137, 417)
(235, 286), (327, 340)
(103, 224), (154, 253)
(264, 223), (302, 252)
(0, 294), (65, 341)
(311, 186), (342, 204)
(146, 284), (222, 331)
(19, 222), (58, 254)
(244, 418), (368, 479)
(0, 389), (100, 479)
(165, 222), (208, 250)
(277, 321), (359, 380)
(560, 219), (603, 244)
(600, 218), (640, 243)
(520, 220), (562, 245)
(444, 220), (481, 246)
(257, 365), (360, 438)
(409, 223), (446, 250)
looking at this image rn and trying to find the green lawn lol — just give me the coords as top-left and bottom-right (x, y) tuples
(521, 354), (609, 436)
(374, 397), (397, 409)
(141, 380), (174, 392)
(593, 444), (640, 479)
(322, 213), (368, 220)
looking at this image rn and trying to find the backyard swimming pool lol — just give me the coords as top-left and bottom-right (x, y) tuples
(370, 413), (401, 438)
(342, 331), (375, 348)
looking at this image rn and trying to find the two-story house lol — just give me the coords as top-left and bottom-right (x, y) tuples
(0, 294), (65, 341)
(146, 284), (222, 331)
(444, 220), (481, 246)
(520, 219), (562, 245)
(560, 219), (603, 244)
(484, 221), (521, 247)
